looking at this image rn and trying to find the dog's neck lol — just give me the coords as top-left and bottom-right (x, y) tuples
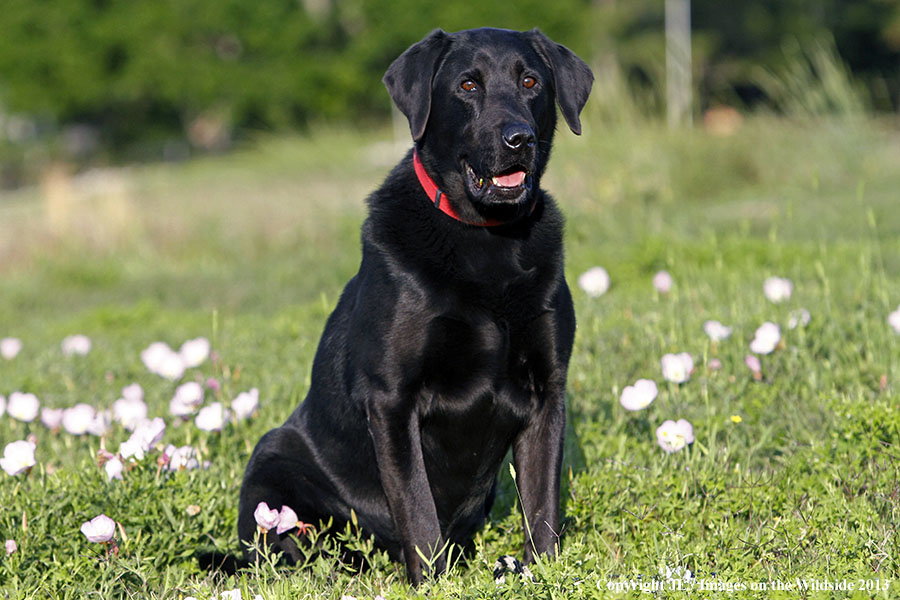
(412, 149), (505, 227)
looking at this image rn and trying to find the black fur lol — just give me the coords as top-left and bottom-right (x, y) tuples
(237, 27), (593, 585)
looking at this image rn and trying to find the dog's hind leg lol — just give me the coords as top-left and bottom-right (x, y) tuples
(237, 426), (322, 565)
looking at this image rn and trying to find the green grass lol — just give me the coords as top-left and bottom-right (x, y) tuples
(1, 115), (899, 599)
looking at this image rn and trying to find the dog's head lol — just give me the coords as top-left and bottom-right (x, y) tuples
(384, 28), (593, 225)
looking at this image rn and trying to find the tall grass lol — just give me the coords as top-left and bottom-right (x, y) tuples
(753, 35), (869, 118)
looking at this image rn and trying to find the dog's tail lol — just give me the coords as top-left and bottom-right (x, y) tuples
(197, 550), (248, 575)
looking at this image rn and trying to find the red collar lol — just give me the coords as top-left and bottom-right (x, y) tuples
(413, 149), (504, 227)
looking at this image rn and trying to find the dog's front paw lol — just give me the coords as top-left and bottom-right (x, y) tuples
(492, 555), (534, 585)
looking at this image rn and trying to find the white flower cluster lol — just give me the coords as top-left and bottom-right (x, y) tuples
(141, 337), (211, 381)
(598, 273), (822, 454)
(1, 335), (261, 480)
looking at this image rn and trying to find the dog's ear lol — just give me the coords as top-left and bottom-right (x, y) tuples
(527, 29), (594, 135)
(383, 29), (450, 142)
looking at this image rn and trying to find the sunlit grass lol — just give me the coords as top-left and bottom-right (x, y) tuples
(1, 115), (899, 598)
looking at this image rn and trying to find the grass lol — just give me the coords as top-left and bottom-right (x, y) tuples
(1, 114), (899, 599)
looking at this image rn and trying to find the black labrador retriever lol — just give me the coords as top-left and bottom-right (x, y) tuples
(238, 27), (593, 585)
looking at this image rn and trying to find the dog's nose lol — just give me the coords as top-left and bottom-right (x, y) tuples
(502, 123), (535, 150)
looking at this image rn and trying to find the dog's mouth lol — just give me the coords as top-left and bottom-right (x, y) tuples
(463, 160), (532, 203)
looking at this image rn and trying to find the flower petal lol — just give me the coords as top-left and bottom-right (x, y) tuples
(253, 502), (280, 531)
(577, 266), (610, 297)
(81, 514), (116, 543)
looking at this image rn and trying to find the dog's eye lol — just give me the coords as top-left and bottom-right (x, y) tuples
(460, 80), (477, 92)
(522, 76), (537, 89)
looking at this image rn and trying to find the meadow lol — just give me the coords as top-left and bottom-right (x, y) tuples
(0, 112), (899, 599)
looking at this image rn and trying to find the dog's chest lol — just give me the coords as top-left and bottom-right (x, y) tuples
(422, 249), (556, 393)
(415, 301), (548, 498)
(420, 294), (548, 408)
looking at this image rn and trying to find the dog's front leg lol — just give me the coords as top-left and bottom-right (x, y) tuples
(512, 283), (574, 564)
(365, 393), (444, 585)
(512, 377), (566, 564)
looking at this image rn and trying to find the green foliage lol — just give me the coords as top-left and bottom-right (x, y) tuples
(1, 0), (899, 161)
(0, 0), (352, 143)
(0, 0), (595, 152)
(690, 0), (900, 111)
(1, 116), (900, 597)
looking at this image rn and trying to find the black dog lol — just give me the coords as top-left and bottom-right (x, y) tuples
(238, 27), (592, 585)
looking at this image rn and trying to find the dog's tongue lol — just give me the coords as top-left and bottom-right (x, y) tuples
(492, 171), (526, 188)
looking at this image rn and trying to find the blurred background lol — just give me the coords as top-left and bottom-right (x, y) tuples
(0, 0), (898, 289)
(1, 0), (898, 176)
